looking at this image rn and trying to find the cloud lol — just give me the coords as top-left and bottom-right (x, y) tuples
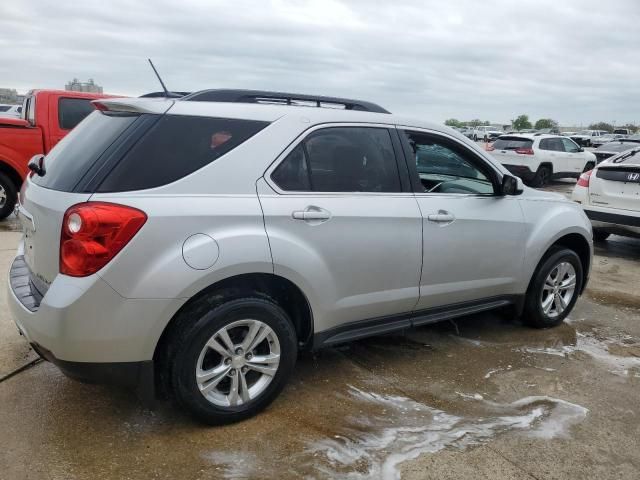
(1, 0), (639, 125)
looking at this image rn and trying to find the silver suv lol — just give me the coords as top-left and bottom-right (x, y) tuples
(8, 90), (593, 424)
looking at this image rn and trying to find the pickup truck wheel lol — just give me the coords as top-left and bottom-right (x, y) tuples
(532, 165), (551, 187)
(473, 135), (478, 142)
(0, 172), (18, 220)
(169, 297), (297, 425)
(523, 247), (583, 328)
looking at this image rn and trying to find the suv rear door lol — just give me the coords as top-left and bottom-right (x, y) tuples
(259, 124), (422, 333)
(398, 128), (525, 312)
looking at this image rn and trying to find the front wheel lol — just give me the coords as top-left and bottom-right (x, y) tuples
(169, 297), (297, 424)
(0, 172), (18, 220)
(523, 247), (583, 328)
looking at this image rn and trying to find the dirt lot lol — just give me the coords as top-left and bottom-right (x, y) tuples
(1, 188), (639, 480)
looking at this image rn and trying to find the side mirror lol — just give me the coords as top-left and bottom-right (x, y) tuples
(28, 154), (46, 177)
(501, 174), (523, 196)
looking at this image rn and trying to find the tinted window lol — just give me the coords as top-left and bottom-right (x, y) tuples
(271, 144), (310, 191)
(32, 111), (139, 191)
(97, 115), (268, 192)
(539, 138), (564, 151)
(58, 98), (96, 130)
(611, 149), (640, 164)
(272, 127), (401, 193)
(561, 138), (581, 153)
(405, 131), (494, 195)
(493, 137), (533, 150)
(0, 106), (10, 112)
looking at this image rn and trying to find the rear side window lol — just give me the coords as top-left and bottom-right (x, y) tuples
(492, 137), (533, 150)
(271, 127), (401, 193)
(539, 138), (564, 151)
(32, 111), (139, 192)
(97, 115), (268, 192)
(58, 98), (95, 130)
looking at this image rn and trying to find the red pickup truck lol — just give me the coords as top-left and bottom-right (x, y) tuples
(0, 89), (119, 219)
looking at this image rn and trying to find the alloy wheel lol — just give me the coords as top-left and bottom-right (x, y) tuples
(195, 319), (281, 407)
(540, 261), (576, 318)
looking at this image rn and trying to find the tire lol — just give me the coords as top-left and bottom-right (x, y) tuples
(583, 162), (595, 173)
(0, 172), (18, 220)
(169, 297), (297, 425)
(473, 135), (478, 142)
(593, 229), (610, 242)
(532, 165), (551, 187)
(523, 247), (583, 328)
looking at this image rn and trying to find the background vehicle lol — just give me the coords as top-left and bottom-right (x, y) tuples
(0, 104), (22, 118)
(570, 130), (607, 147)
(473, 125), (503, 142)
(591, 133), (624, 148)
(9, 90), (592, 424)
(613, 128), (633, 136)
(572, 147), (640, 241)
(488, 134), (596, 186)
(0, 89), (118, 218)
(593, 140), (639, 163)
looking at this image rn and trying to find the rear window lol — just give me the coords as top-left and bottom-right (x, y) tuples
(58, 97), (96, 130)
(32, 111), (139, 192)
(492, 137), (533, 150)
(610, 149), (640, 164)
(0, 106), (10, 112)
(96, 115), (268, 192)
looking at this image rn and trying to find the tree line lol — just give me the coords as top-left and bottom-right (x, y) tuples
(445, 115), (637, 133)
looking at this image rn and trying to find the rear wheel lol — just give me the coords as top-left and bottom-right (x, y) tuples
(0, 172), (17, 220)
(169, 297), (297, 424)
(523, 247), (583, 328)
(532, 165), (551, 187)
(593, 229), (610, 242)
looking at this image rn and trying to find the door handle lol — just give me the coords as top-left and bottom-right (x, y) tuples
(427, 210), (455, 224)
(292, 206), (331, 222)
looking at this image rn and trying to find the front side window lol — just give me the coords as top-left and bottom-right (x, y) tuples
(561, 138), (581, 153)
(271, 127), (401, 193)
(58, 98), (95, 130)
(405, 131), (495, 195)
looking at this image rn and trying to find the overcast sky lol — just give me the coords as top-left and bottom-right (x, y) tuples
(1, 0), (639, 126)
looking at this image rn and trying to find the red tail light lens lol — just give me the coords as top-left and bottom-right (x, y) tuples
(515, 147), (534, 155)
(60, 202), (147, 277)
(577, 170), (592, 187)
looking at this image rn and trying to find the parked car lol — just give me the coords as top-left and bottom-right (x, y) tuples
(591, 133), (624, 148)
(0, 89), (118, 219)
(488, 134), (596, 186)
(613, 128), (633, 136)
(9, 89), (592, 424)
(461, 127), (476, 139)
(572, 147), (640, 241)
(593, 140), (640, 164)
(570, 130), (608, 147)
(473, 125), (503, 142)
(0, 104), (22, 118)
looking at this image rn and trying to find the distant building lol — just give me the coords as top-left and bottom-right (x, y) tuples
(65, 78), (103, 94)
(0, 88), (20, 104)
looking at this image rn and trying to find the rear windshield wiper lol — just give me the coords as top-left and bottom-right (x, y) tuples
(613, 148), (640, 163)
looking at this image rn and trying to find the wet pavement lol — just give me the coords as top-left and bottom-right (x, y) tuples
(1, 200), (639, 480)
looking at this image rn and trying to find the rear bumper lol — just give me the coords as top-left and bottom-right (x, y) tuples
(7, 247), (184, 375)
(584, 209), (640, 237)
(502, 164), (536, 182)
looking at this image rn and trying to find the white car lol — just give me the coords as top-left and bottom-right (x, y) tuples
(570, 130), (608, 147)
(572, 147), (640, 241)
(488, 134), (596, 187)
(473, 125), (503, 142)
(0, 104), (21, 118)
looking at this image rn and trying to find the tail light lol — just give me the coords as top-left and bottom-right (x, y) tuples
(60, 202), (147, 277)
(515, 147), (534, 155)
(577, 170), (592, 187)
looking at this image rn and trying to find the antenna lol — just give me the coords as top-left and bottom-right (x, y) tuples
(147, 58), (171, 98)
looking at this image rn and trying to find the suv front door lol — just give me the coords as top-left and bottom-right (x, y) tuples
(259, 124), (423, 333)
(399, 128), (525, 314)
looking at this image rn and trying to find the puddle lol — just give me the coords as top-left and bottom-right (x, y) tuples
(521, 331), (640, 376)
(306, 387), (587, 480)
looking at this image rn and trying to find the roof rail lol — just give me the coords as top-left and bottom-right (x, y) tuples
(181, 89), (390, 114)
